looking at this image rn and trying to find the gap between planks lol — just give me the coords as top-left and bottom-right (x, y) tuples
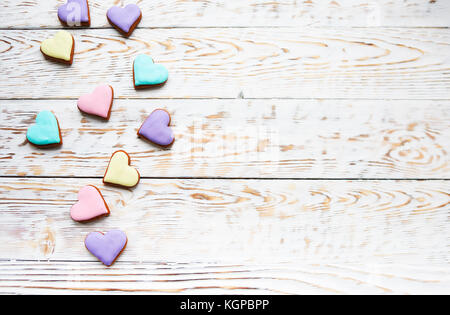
(3, 98), (450, 101)
(0, 176), (449, 181)
(1, 27), (449, 31)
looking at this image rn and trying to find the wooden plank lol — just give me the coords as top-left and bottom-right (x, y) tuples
(1, 0), (449, 28)
(0, 261), (447, 294)
(0, 178), (448, 267)
(1, 99), (449, 179)
(1, 28), (449, 99)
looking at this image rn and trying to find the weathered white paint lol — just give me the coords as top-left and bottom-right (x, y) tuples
(0, 99), (448, 179)
(1, 0), (448, 28)
(0, 261), (447, 294)
(1, 28), (449, 99)
(0, 178), (448, 267)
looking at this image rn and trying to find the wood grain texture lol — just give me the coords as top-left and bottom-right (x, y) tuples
(0, 261), (448, 295)
(1, 28), (449, 99)
(0, 178), (448, 266)
(1, 99), (449, 179)
(1, 0), (449, 28)
(1, 0), (449, 296)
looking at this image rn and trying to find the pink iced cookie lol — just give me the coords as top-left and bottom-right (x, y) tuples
(71, 185), (110, 222)
(77, 85), (114, 120)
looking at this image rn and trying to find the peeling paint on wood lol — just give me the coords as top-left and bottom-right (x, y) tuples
(0, 99), (448, 179)
(0, 0), (449, 28)
(0, 28), (449, 99)
(0, 178), (448, 267)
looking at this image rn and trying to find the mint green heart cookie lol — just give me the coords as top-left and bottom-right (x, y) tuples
(133, 55), (169, 88)
(27, 111), (62, 147)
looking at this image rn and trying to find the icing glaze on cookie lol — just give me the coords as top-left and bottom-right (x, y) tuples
(138, 109), (174, 147)
(40, 31), (74, 64)
(58, 0), (90, 26)
(103, 151), (140, 188)
(107, 4), (141, 36)
(26, 111), (62, 147)
(85, 230), (127, 266)
(133, 55), (169, 88)
(77, 85), (114, 119)
(71, 185), (110, 222)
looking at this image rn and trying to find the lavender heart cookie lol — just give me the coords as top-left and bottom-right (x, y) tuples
(58, 0), (90, 27)
(138, 109), (175, 147)
(107, 4), (142, 37)
(85, 230), (127, 266)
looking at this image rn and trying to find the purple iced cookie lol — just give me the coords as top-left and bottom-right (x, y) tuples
(58, 0), (90, 26)
(138, 109), (175, 147)
(85, 230), (127, 266)
(107, 4), (142, 37)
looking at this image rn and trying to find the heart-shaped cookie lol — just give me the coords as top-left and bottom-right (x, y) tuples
(107, 4), (142, 37)
(27, 111), (62, 147)
(85, 230), (127, 266)
(77, 85), (114, 120)
(58, 0), (90, 27)
(103, 151), (140, 188)
(133, 55), (169, 89)
(71, 185), (110, 222)
(138, 109), (175, 147)
(40, 31), (75, 65)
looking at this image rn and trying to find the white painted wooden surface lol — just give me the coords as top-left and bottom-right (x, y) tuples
(1, 178), (448, 263)
(0, 261), (447, 295)
(1, 0), (449, 28)
(1, 28), (449, 99)
(0, 178), (449, 294)
(1, 99), (449, 179)
(0, 0), (449, 295)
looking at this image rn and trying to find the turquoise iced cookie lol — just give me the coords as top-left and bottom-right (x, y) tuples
(133, 55), (168, 89)
(27, 111), (62, 147)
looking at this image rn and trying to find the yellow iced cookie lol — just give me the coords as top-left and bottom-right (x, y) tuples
(103, 151), (140, 188)
(40, 31), (74, 65)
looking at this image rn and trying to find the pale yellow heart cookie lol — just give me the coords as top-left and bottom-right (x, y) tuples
(103, 151), (140, 188)
(40, 31), (74, 64)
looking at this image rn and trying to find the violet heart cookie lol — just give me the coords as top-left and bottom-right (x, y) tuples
(107, 4), (142, 37)
(58, 0), (91, 27)
(40, 30), (75, 65)
(85, 230), (127, 266)
(26, 111), (63, 148)
(71, 185), (110, 222)
(77, 85), (114, 120)
(103, 150), (140, 188)
(138, 109), (175, 147)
